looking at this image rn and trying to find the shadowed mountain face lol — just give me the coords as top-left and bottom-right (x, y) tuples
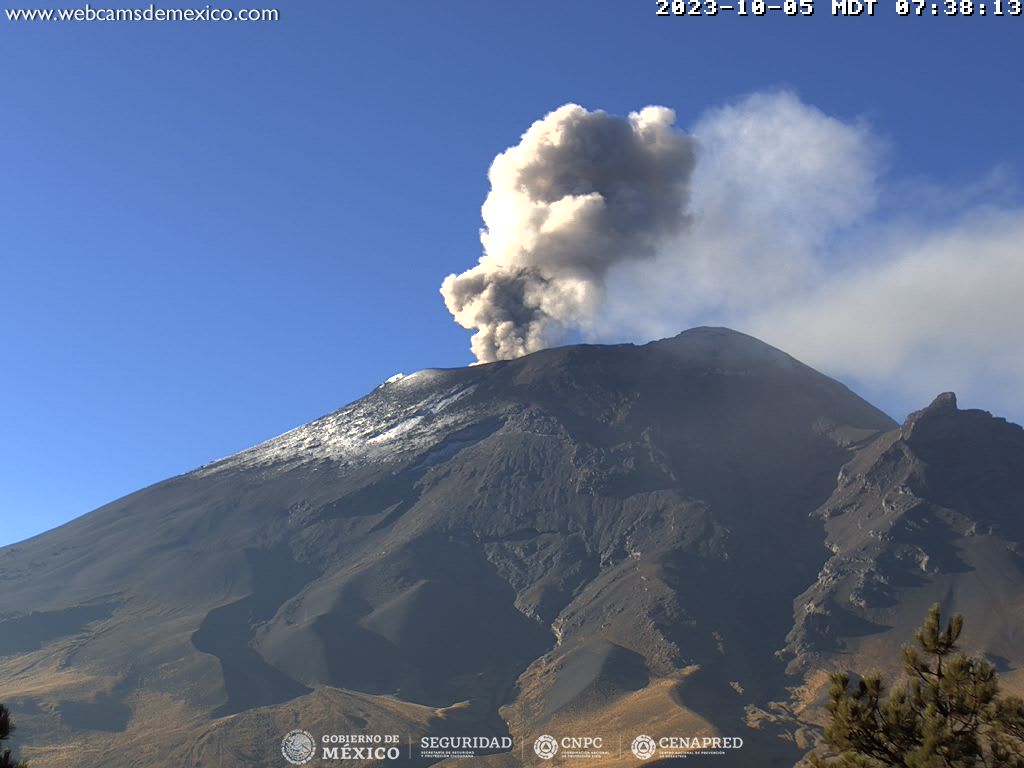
(785, 393), (1024, 682)
(1, 327), (1020, 768)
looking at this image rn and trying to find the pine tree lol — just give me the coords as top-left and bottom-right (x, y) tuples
(0, 704), (28, 768)
(805, 604), (1024, 767)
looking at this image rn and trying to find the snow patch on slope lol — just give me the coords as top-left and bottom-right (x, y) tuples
(196, 370), (482, 476)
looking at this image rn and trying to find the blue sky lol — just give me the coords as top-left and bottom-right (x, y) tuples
(2, 1), (1022, 546)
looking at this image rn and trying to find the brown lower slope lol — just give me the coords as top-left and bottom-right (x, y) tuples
(12, 329), (991, 768)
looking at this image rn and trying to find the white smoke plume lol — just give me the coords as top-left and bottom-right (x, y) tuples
(600, 91), (880, 329)
(442, 93), (1024, 424)
(596, 91), (1024, 422)
(440, 103), (697, 363)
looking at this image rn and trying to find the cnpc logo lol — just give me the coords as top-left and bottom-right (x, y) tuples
(533, 734), (605, 760)
(533, 735), (558, 759)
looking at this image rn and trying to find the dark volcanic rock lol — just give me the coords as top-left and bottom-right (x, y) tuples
(14, 327), (1021, 768)
(785, 391), (1024, 683)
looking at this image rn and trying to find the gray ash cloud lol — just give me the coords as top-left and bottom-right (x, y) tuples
(441, 103), (696, 363)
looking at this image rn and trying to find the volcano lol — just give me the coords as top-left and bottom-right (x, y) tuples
(2, 327), (1023, 767)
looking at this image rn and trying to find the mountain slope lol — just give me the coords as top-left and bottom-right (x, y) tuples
(783, 392), (1024, 721)
(9, 327), (1014, 768)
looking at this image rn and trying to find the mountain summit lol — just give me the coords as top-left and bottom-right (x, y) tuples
(3, 328), (1022, 767)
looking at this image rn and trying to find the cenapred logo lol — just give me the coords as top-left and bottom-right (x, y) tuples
(281, 729), (317, 765)
(631, 734), (657, 760)
(533, 734), (559, 760)
(630, 733), (744, 760)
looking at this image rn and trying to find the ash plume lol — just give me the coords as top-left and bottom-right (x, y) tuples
(441, 103), (697, 363)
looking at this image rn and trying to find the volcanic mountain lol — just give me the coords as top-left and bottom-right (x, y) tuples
(2, 327), (1022, 767)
